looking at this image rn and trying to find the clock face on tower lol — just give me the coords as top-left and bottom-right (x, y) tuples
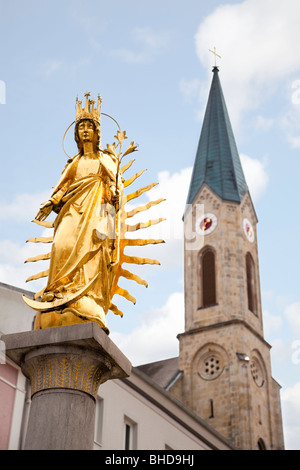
(243, 218), (254, 243)
(196, 213), (217, 235)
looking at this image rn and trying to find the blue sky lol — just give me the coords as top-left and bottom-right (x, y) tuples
(0, 0), (300, 449)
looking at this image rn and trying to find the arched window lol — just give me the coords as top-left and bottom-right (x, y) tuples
(257, 438), (266, 450)
(200, 248), (216, 307)
(246, 252), (257, 314)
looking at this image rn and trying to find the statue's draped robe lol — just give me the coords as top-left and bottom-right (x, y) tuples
(45, 152), (119, 319)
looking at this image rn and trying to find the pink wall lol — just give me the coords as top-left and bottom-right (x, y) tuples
(0, 363), (18, 450)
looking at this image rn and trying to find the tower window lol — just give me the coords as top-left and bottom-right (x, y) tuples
(246, 252), (257, 314)
(198, 352), (224, 380)
(257, 438), (266, 450)
(200, 248), (216, 307)
(209, 399), (214, 418)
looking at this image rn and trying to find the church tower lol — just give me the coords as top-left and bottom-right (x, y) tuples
(174, 67), (284, 450)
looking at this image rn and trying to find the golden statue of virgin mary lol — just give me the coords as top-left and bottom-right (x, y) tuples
(23, 93), (165, 333)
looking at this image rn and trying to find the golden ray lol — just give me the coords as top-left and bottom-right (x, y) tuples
(126, 198), (165, 219)
(114, 286), (136, 304)
(125, 182), (158, 203)
(26, 237), (53, 243)
(122, 238), (164, 247)
(126, 217), (165, 232)
(26, 270), (49, 283)
(121, 159), (135, 174)
(119, 267), (148, 287)
(121, 254), (160, 265)
(25, 253), (51, 263)
(123, 169), (147, 188)
(109, 303), (124, 317)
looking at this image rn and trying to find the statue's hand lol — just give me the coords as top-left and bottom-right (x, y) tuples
(35, 200), (53, 221)
(111, 188), (120, 206)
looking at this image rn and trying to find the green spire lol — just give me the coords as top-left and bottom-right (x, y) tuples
(186, 67), (248, 205)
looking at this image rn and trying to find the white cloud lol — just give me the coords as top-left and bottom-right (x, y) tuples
(281, 382), (300, 449)
(110, 291), (184, 365)
(0, 236), (51, 291)
(269, 338), (291, 366)
(146, 167), (192, 239)
(194, 0), (300, 133)
(255, 116), (274, 132)
(179, 78), (202, 104)
(110, 27), (172, 64)
(262, 309), (282, 337)
(132, 27), (170, 51)
(240, 153), (268, 201)
(0, 191), (53, 290)
(280, 106), (300, 148)
(37, 57), (91, 78)
(284, 302), (300, 336)
(39, 59), (63, 77)
(0, 191), (50, 222)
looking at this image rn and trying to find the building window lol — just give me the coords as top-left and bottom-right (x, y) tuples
(200, 247), (216, 307)
(250, 356), (265, 388)
(124, 423), (131, 450)
(124, 417), (137, 450)
(257, 438), (266, 450)
(246, 252), (257, 314)
(198, 351), (224, 381)
(209, 399), (214, 418)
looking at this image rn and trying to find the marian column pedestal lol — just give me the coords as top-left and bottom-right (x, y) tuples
(3, 322), (131, 450)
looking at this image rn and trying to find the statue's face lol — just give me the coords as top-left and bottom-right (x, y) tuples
(77, 120), (95, 143)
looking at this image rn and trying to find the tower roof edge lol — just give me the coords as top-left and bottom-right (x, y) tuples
(186, 68), (248, 205)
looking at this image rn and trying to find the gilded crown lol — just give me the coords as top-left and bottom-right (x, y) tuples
(75, 92), (102, 125)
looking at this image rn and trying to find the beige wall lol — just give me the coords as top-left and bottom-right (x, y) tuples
(179, 185), (284, 450)
(0, 283), (35, 335)
(94, 370), (233, 450)
(184, 185), (263, 334)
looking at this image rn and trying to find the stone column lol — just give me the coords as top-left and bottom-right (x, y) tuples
(2, 322), (131, 450)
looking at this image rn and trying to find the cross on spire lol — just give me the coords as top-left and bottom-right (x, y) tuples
(209, 47), (221, 67)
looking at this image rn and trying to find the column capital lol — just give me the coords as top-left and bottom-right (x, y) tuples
(3, 322), (131, 399)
